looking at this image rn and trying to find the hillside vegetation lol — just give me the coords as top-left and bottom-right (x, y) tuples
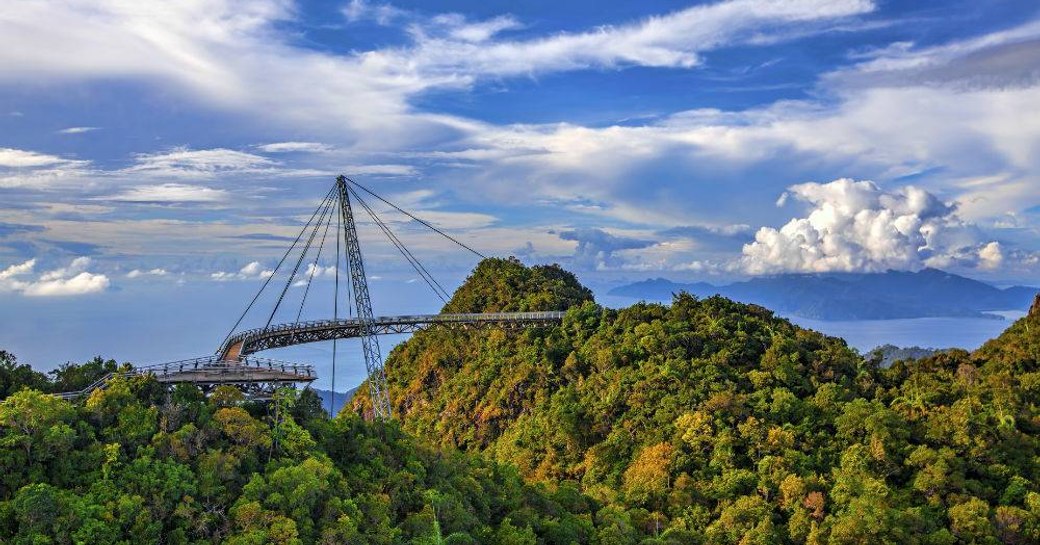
(357, 258), (1040, 544)
(2, 257), (1039, 544)
(0, 366), (610, 544)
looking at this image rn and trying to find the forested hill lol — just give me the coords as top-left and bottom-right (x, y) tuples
(438, 257), (594, 314)
(357, 259), (1040, 544)
(2, 258), (1040, 544)
(0, 359), (613, 544)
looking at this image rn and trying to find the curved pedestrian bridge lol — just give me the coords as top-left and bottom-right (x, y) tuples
(219, 311), (565, 360)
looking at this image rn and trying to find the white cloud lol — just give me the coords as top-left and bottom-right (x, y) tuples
(373, 0), (875, 78)
(344, 164), (418, 176)
(23, 272), (110, 296)
(108, 183), (229, 203)
(0, 257), (109, 296)
(0, 0), (876, 148)
(829, 19), (1040, 89)
(978, 241), (1004, 270)
(123, 148), (277, 178)
(290, 263), (337, 287)
(1, 1), (1038, 279)
(256, 142), (332, 153)
(342, 0), (407, 25)
(0, 144), (328, 193)
(436, 14), (522, 43)
(0, 148), (86, 168)
(0, 148), (94, 190)
(741, 178), (1000, 274)
(304, 263), (336, 278)
(126, 268), (168, 278)
(0, 259), (36, 280)
(39, 256), (93, 281)
(211, 261), (274, 281)
(57, 126), (100, 134)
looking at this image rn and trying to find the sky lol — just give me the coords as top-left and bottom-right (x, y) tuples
(1, 0), (1039, 383)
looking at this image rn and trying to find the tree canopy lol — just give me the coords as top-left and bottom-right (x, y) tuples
(354, 259), (1040, 544)
(2, 260), (1039, 544)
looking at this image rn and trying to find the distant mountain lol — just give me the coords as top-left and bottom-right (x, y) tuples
(608, 268), (1038, 320)
(309, 386), (356, 416)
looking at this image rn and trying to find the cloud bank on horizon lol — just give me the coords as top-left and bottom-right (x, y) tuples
(0, 0), (1039, 300)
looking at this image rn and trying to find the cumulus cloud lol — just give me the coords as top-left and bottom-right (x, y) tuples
(557, 228), (655, 270)
(291, 263), (337, 286)
(304, 263), (336, 278)
(0, 259), (36, 280)
(741, 178), (1001, 274)
(977, 241), (1004, 270)
(0, 257), (109, 296)
(210, 261), (274, 281)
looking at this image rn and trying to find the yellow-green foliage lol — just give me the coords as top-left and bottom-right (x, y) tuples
(369, 259), (1040, 544)
(0, 381), (601, 544)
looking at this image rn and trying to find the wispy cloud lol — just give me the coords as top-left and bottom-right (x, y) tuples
(57, 126), (100, 134)
(0, 0), (877, 147)
(256, 142), (332, 153)
(107, 183), (229, 203)
(123, 148), (277, 178)
(376, 0), (875, 77)
(0, 148), (92, 189)
(1, 0), (1038, 279)
(0, 148), (86, 168)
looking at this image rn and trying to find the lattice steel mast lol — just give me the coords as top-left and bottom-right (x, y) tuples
(336, 175), (392, 419)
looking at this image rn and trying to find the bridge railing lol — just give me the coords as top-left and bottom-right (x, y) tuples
(220, 310), (567, 355)
(54, 355), (315, 400)
(150, 355), (315, 378)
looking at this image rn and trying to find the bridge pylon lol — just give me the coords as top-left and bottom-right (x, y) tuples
(210, 175), (561, 418)
(336, 176), (392, 419)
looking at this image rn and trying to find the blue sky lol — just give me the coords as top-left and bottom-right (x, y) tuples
(1, 0), (1039, 379)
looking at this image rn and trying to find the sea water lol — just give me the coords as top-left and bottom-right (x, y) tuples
(787, 312), (1027, 353)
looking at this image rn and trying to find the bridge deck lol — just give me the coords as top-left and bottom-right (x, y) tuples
(55, 356), (315, 400)
(56, 311), (565, 401)
(219, 311), (565, 360)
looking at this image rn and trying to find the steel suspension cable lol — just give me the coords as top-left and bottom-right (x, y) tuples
(330, 193), (341, 416)
(347, 185), (448, 300)
(292, 194), (336, 330)
(345, 177), (486, 259)
(347, 185), (449, 299)
(348, 185), (450, 302)
(265, 191), (337, 329)
(219, 185), (337, 351)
